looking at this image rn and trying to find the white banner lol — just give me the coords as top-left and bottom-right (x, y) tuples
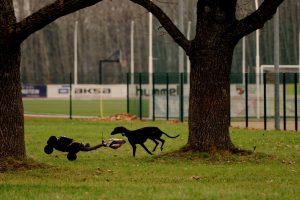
(230, 84), (299, 117)
(47, 84), (127, 99)
(47, 85), (70, 98)
(128, 84), (190, 97)
(128, 84), (189, 118)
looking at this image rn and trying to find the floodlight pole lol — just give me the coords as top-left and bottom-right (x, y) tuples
(274, 9), (280, 130)
(255, 0), (260, 119)
(130, 21), (135, 84)
(187, 21), (192, 85)
(148, 3), (153, 120)
(242, 37), (246, 85)
(178, 0), (185, 121)
(74, 21), (78, 85)
(178, 0), (184, 75)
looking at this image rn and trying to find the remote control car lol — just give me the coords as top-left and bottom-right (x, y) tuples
(44, 136), (126, 161)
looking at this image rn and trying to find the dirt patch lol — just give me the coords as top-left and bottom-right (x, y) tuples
(0, 158), (49, 172)
(84, 113), (138, 121)
(25, 113), (139, 121)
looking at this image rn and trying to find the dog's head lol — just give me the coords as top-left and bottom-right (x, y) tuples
(111, 126), (128, 136)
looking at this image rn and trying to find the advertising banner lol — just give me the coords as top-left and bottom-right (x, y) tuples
(47, 85), (70, 98)
(230, 84), (299, 117)
(128, 84), (190, 118)
(47, 84), (127, 99)
(22, 85), (47, 97)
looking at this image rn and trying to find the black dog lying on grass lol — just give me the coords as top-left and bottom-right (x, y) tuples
(111, 126), (179, 157)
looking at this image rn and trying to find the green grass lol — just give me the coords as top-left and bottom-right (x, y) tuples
(286, 84), (300, 95)
(23, 99), (126, 116)
(23, 99), (149, 117)
(0, 119), (300, 199)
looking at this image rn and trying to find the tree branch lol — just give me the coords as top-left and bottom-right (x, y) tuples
(129, 0), (191, 55)
(233, 0), (285, 40)
(15, 0), (104, 43)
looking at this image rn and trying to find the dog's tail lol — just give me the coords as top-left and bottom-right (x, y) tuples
(162, 132), (179, 138)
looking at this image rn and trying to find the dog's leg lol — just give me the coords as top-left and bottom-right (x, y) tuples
(130, 142), (137, 157)
(140, 143), (153, 155)
(150, 139), (159, 152)
(156, 138), (165, 151)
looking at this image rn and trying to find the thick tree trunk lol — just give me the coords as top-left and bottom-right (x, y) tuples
(0, 0), (25, 159)
(0, 45), (25, 159)
(184, 0), (240, 152)
(187, 46), (235, 152)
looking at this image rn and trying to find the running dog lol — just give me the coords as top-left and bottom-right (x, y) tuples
(111, 126), (179, 157)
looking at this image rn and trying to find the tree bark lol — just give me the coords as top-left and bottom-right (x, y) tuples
(184, 0), (237, 152)
(188, 47), (235, 151)
(0, 0), (25, 159)
(0, 47), (25, 159)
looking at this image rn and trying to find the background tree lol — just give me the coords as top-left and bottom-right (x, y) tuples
(128, 0), (284, 152)
(0, 0), (105, 159)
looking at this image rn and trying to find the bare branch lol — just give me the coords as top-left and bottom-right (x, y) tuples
(129, 0), (191, 55)
(15, 0), (104, 43)
(232, 0), (285, 40)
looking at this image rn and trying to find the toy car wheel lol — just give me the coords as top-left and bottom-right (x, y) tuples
(47, 136), (57, 146)
(44, 145), (54, 154)
(67, 153), (77, 161)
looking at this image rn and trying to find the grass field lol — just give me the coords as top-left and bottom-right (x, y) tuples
(23, 99), (149, 117)
(0, 118), (299, 199)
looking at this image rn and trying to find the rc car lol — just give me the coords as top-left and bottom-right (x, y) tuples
(44, 136), (125, 161)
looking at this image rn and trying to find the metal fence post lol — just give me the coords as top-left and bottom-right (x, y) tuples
(294, 73), (298, 131)
(180, 73), (184, 122)
(127, 73), (130, 114)
(166, 73), (169, 120)
(263, 73), (267, 130)
(245, 73), (248, 128)
(152, 73), (155, 121)
(139, 73), (142, 120)
(283, 73), (286, 130)
(69, 72), (72, 120)
(229, 74), (231, 126)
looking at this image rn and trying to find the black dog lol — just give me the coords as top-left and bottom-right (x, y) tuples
(111, 126), (179, 157)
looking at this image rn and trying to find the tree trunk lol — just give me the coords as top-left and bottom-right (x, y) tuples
(184, 0), (240, 152)
(0, 0), (25, 159)
(187, 45), (236, 152)
(0, 45), (25, 159)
